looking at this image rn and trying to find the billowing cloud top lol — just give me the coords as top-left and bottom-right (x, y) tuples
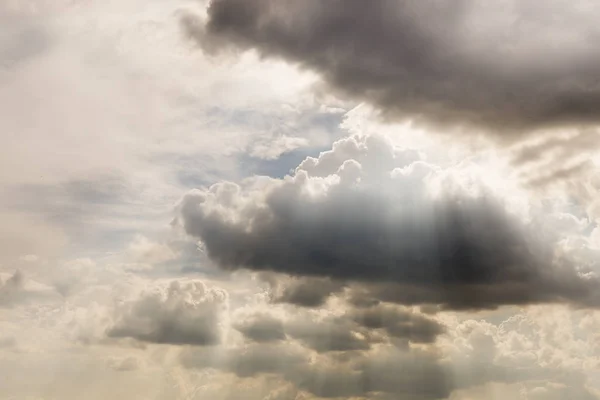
(187, 0), (600, 134)
(178, 135), (600, 310)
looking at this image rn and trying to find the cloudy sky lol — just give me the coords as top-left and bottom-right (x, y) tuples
(2, 1), (600, 399)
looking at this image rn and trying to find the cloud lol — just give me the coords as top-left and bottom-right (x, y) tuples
(181, 343), (307, 378)
(233, 302), (444, 351)
(178, 134), (600, 310)
(0, 271), (24, 307)
(124, 235), (179, 270)
(107, 356), (141, 372)
(350, 304), (445, 344)
(187, 0), (600, 135)
(439, 308), (600, 398)
(0, 335), (17, 349)
(525, 384), (599, 400)
(52, 258), (97, 297)
(182, 342), (454, 399)
(267, 275), (345, 308)
(234, 312), (286, 343)
(107, 280), (227, 346)
(0, 271), (56, 307)
(285, 314), (371, 353)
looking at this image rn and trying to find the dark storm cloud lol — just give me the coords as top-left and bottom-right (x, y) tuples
(185, 0), (600, 134)
(107, 280), (226, 346)
(178, 135), (600, 310)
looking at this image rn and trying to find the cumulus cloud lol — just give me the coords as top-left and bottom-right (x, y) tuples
(178, 134), (600, 310)
(439, 308), (600, 398)
(107, 280), (227, 346)
(185, 0), (600, 135)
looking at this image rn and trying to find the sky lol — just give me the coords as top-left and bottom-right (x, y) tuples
(1, 1), (600, 399)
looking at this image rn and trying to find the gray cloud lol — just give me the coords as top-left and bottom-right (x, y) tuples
(528, 161), (593, 188)
(350, 304), (445, 344)
(178, 135), (600, 310)
(233, 302), (444, 351)
(181, 343), (307, 378)
(180, 306), (600, 399)
(512, 131), (600, 166)
(183, 343), (453, 399)
(0, 19), (51, 69)
(107, 280), (227, 346)
(0, 335), (17, 349)
(234, 313), (285, 343)
(285, 315), (370, 353)
(510, 130), (600, 187)
(0, 270), (55, 308)
(186, 0), (600, 135)
(271, 276), (345, 308)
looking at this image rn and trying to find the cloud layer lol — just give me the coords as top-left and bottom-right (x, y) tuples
(189, 0), (600, 135)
